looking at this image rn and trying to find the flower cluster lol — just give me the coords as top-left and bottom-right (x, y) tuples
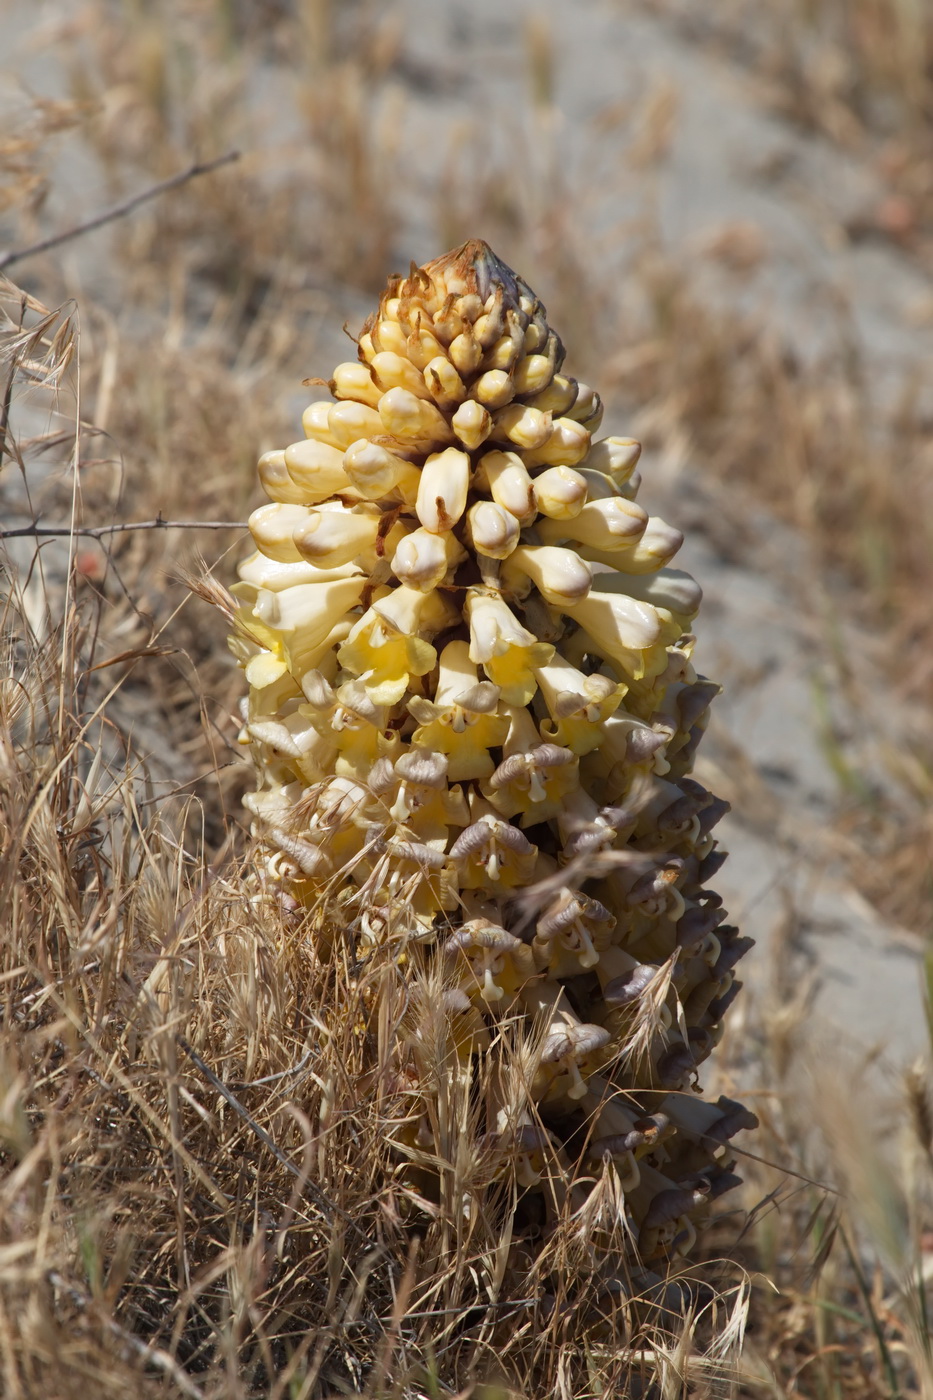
(231, 240), (755, 1275)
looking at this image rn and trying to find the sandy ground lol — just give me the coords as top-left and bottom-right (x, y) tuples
(3, 0), (928, 1066)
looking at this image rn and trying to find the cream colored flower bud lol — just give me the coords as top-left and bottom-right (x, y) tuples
(372, 319), (408, 358)
(448, 330), (483, 375)
(379, 386), (455, 446)
(537, 496), (649, 550)
(284, 439), (358, 501)
(329, 361), (382, 407)
(391, 527), (466, 591)
(619, 468), (642, 500)
(589, 563), (702, 616)
(512, 352), (555, 397)
(431, 302), (467, 346)
(473, 290), (505, 348)
(465, 500), (521, 559)
(482, 328), (522, 371)
(451, 399), (492, 451)
(587, 517), (684, 574)
(567, 383), (604, 432)
(371, 351), (432, 400)
(416, 446), (471, 533)
(525, 373), (578, 416)
(423, 356), (467, 409)
(533, 466), (588, 519)
(581, 436), (642, 485)
(523, 317), (547, 352)
(343, 439), (421, 505)
(474, 370), (516, 411)
(405, 329), (448, 369)
(504, 545), (593, 607)
(575, 468), (618, 501)
(465, 588), (554, 705)
(301, 399), (338, 444)
(520, 416), (591, 469)
(326, 400), (384, 449)
(249, 502), (314, 562)
(476, 450), (537, 524)
(292, 506), (383, 568)
(563, 589), (661, 653)
(492, 403), (552, 451)
(259, 449), (307, 504)
(237, 552), (361, 594)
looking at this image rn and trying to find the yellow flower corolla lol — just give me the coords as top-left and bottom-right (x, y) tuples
(533, 655), (627, 755)
(370, 750), (469, 842)
(408, 641), (509, 780)
(338, 585), (453, 705)
(301, 672), (400, 780)
(465, 588), (554, 706)
(236, 573), (364, 689)
(445, 921), (537, 1004)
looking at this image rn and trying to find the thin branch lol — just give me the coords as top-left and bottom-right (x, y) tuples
(175, 1035), (367, 1242)
(46, 1272), (205, 1400)
(0, 518), (246, 540)
(0, 151), (240, 272)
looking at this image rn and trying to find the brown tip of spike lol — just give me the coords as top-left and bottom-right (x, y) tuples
(421, 239), (536, 308)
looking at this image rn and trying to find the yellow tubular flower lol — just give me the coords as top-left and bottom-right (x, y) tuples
(340, 587), (453, 705)
(230, 238), (755, 1281)
(408, 640), (509, 781)
(465, 588), (555, 705)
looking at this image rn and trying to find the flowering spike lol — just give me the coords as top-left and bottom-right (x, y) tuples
(230, 238), (755, 1280)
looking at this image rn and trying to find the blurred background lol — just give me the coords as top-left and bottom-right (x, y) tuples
(3, 0), (933, 1386)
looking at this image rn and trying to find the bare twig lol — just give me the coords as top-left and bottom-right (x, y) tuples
(0, 151), (240, 272)
(46, 1272), (205, 1400)
(0, 518), (246, 540)
(175, 1035), (367, 1242)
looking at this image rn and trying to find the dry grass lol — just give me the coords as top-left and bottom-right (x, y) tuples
(3, 0), (933, 1394)
(0, 278), (754, 1398)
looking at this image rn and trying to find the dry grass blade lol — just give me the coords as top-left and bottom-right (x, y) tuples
(0, 152), (241, 272)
